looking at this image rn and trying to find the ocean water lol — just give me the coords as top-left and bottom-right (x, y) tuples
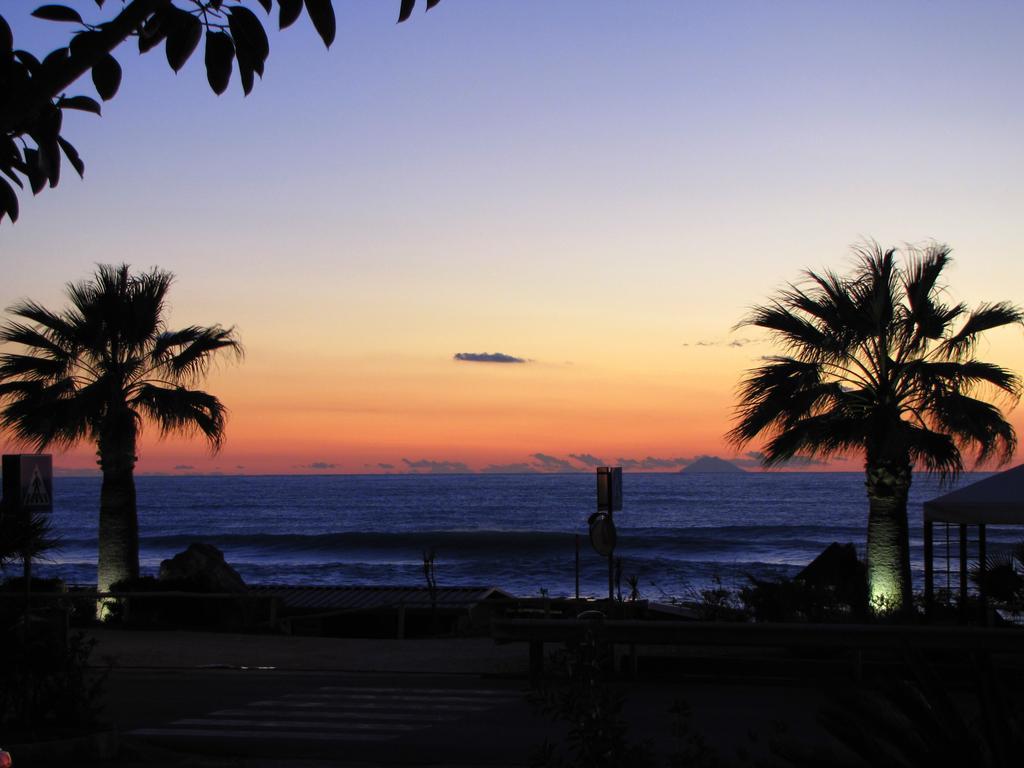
(24, 472), (1013, 599)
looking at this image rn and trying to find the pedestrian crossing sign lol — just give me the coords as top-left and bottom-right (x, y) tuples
(1, 454), (53, 514)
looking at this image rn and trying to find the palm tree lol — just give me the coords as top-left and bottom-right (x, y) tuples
(0, 264), (241, 597)
(728, 243), (1022, 615)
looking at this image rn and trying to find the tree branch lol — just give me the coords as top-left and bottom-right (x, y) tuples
(2, 0), (170, 134)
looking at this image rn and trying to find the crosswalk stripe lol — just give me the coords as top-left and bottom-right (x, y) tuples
(211, 708), (459, 722)
(130, 728), (396, 742)
(275, 697), (490, 711)
(132, 684), (517, 745)
(317, 686), (521, 697)
(284, 692), (511, 704)
(312, 691), (520, 703)
(173, 718), (425, 731)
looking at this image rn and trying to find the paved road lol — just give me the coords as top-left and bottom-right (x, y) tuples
(104, 666), (835, 766)
(107, 670), (552, 764)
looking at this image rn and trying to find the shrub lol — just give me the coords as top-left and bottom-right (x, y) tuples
(739, 575), (867, 623)
(0, 624), (107, 739)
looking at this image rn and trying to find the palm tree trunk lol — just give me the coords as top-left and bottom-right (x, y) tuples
(865, 460), (913, 616)
(96, 439), (139, 598)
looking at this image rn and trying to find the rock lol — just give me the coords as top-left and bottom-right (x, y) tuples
(796, 542), (866, 605)
(158, 542), (247, 593)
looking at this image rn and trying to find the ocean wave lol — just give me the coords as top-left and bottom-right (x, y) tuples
(64, 526), (862, 556)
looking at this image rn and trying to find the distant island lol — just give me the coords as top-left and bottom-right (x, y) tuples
(680, 456), (746, 474)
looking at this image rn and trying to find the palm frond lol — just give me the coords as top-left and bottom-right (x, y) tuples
(928, 392), (1016, 466)
(904, 424), (962, 479)
(3, 299), (79, 347)
(903, 360), (1021, 402)
(760, 412), (866, 466)
(739, 303), (834, 359)
(150, 326), (208, 360)
(0, 320), (75, 362)
(901, 244), (959, 348)
(939, 302), (1024, 359)
(0, 379), (94, 450)
(731, 243), (1021, 481)
(132, 384), (228, 451)
(729, 357), (823, 444)
(0, 353), (68, 381)
(155, 326), (243, 384)
(0, 264), (241, 460)
(969, 549), (1023, 602)
(0, 512), (60, 567)
(122, 266), (174, 352)
(852, 244), (898, 333)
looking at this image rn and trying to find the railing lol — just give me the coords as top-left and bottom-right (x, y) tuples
(492, 617), (1024, 683)
(0, 589), (281, 628)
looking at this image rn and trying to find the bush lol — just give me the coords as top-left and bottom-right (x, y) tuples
(0, 622), (107, 740)
(739, 575), (867, 623)
(529, 623), (657, 768)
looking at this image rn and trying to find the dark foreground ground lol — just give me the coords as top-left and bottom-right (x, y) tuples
(104, 668), (832, 767)
(75, 629), (844, 768)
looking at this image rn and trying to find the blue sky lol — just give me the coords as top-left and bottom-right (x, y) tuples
(2, 1), (1023, 473)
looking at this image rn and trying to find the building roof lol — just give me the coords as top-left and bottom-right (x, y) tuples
(923, 464), (1024, 524)
(249, 585), (512, 612)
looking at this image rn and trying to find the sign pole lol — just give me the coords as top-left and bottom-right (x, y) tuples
(574, 534), (580, 600)
(608, 532), (614, 602)
(593, 467), (622, 604)
(22, 529), (31, 613)
(2, 454), (54, 616)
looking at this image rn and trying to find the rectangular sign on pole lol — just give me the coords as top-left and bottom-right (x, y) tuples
(596, 466), (622, 512)
(2, 454), (53, 514)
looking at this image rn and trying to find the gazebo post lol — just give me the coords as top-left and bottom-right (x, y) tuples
(959, 523), (968, 622)
(978, 523), (987, 624)
(923, 519), (934, 620)
(923, 464), (1024, 623)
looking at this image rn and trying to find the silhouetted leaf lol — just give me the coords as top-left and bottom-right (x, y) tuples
(30, 107), (63, 189)
(398, 0), (415, 22)
(70, 30), (104, 59)
(234, 37), (255, 96)
(0, 177), (19, 223)
(14, 50), (41, 73)
(204, 31), (234, 95)
(278, 0), (302, 30)
(43, 102), (63, 138)
(138, 12), (169, 54)
(0, 164), (24, 190)
(426, 0), (442, 9)
(31, 5), (83, 24)
(57, 136), (84, 178)
(255, 0), (272, 13)
(304, 0), (336, 48)
(165, 12), (202, 72)
(228, 6), (269, 63)
(39, 143), (59, 188)
(1, 135), (18, 159)
(42, 47), (69, 69)
(23, 149), (47, 195)
(59, 95), (101, 114)
(92, 54), (121, 100)
(0, 15), (13, 56)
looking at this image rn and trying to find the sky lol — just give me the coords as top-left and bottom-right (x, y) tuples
(1, 1), (1023, 475)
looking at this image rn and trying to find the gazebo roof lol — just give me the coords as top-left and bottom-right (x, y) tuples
(923, 464), (1024, 524)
